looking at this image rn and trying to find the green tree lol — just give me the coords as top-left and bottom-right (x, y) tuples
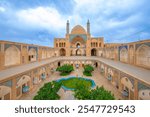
(56, 64), (74, 76)
(74, 85), (115, 100)
(33, 81), (62, 100)
(83, 65), (94, 76)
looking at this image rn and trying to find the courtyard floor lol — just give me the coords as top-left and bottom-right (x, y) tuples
(20, 67), (123, 100)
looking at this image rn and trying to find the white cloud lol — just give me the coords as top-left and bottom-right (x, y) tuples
(0, 6), (5, 12)
(0, 0), (149, 45)
(16, 7), (67, 32)
(74, 0), (140, 15)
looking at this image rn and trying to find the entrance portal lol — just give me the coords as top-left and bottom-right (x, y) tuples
(91, 49), (97, 56)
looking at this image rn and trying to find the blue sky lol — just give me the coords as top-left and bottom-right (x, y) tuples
(0, 0), (150, 47)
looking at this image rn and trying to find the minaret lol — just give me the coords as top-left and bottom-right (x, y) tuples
(87, 19), (90, 34)
(66, 20), (69, 34)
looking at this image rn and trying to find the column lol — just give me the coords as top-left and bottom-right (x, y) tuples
(11, 78), (17, 100)
(134, 79), (138, 100)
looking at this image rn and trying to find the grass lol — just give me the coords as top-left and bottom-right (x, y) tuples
(59, 77), (93, 89)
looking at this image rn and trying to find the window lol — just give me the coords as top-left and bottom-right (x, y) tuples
(29, 56), (31, 61)
(56, 43), (58, 47)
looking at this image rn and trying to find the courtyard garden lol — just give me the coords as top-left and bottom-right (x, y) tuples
(33, 76), (115, 100)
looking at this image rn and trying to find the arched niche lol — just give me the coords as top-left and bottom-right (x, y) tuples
(16, 75), (31, 98)
(139, 89), (150, 100)
(120, 47), (128, 63)
(60, 48), (66, 56)
(91, 48), (97, 56)
(0, 86), (11, 100)
(5, 46), (20, 66)
(28, 48), (37, 62)
(136, 44), (150, 68)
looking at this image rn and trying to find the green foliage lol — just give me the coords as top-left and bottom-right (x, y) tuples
(83, 71), (92, 76)
(83, 65), (94, 76)
(60, 78), (92, 89)
(33, 81), (62, 100)
(56, 64), (74, 76)
(74, 85), (115, 100)
(60, 72), (70, 76)
(90, 86), (115, 100)
(74, 83), (91, 100)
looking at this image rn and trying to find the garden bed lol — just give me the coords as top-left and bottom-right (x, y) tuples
(57, 77), (96, 90)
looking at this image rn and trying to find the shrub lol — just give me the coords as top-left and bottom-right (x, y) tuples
(74, 85), (115, 100)
(56, 64), (74, 76)
(33, 81), (62, 100)
(83, 65), (94, 76)
(83, 71), (92, 76)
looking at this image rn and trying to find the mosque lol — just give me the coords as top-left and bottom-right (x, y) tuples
(0, 20), (150, 100)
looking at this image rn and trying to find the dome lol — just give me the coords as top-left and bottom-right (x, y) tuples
(71, 25), (86, 34)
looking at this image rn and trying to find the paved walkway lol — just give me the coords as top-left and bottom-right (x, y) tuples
(20, 68), (123, 100)
(0, 56), (150, 86)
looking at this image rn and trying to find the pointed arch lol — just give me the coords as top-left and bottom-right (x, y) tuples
(5, 46), (20, 66)
(136, 44), (150, 67)
(0, 86), (11, 100)
(17, 75), (31, 87)
(121, 77), (134, 91)
(16, 75), (31, 97)
(139, 89), (150, 100)
(120, 47), (128, 63)
(60, 48), (66, 56)
(91, 48), (97, 56)
(28, 48), (37, 62)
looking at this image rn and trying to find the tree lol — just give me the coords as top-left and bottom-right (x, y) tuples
(56, 64), (74, 76)
(83, 65), (94, 76)
(33, 81), (62, 100)
(74, 85), (115, 100)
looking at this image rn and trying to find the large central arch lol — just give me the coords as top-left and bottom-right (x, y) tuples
(71, 36), (85, 45)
